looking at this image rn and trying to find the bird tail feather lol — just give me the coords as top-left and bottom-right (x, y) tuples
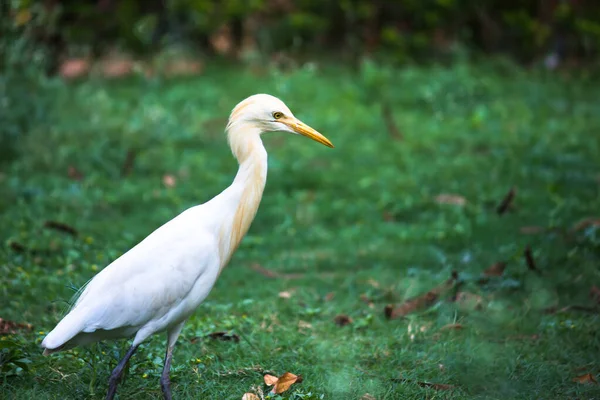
(41, 307), (87, 355)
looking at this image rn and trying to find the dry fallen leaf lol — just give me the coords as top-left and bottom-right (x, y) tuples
(361, 394), (376, 400)
(242, 393), (260, 400)
(483, 262), (506, 277)
(278, 291), (293, 299)
(385, 272), (458, 319)
(572, 373), (597, 384)
(0, 318), (33, 335)
(263, 374), (279, 386)
(163, 174), (177, 188)
(324, 292), (335, 301)
(59, 58), (90, 79)
(382, 210), (395, 222)
(99, 57), (135, 78)
(250, 263), (304, 279)
(334, 314), (353, 326)
(264, 372), (303, 394)
(298, 320), (312, 330)
(520, 226), (545, 234)
(164, 59), (203, 77)
(360, 294), (374, 308)
(68, 165), (84, 181)
(366, 278), (380, 288)
(434, 194), (467, 206)
(273, 372), (303, 394)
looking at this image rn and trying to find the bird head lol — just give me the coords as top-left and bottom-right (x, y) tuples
(227, 94), (334, 148)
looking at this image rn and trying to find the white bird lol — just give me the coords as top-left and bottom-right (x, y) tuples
(41, 94), (334, 400)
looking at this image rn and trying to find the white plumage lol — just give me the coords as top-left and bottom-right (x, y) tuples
(41, 94), (333, 400)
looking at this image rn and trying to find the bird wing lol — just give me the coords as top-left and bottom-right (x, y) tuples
(42, 206), (220, 350)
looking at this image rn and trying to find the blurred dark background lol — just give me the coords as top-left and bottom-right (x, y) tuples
(3, 0), (600, 72)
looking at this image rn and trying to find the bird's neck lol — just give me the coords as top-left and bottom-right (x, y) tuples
(217, 125), (268, 270)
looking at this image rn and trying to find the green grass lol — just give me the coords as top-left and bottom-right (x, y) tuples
(1, 61), (600, 399)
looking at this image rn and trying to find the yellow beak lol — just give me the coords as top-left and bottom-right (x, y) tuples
(282, 118), (334, 148)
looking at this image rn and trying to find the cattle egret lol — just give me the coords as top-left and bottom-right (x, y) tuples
(41, 94), (334, 399)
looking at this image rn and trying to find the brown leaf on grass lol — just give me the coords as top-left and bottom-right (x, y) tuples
(590, 285), (600, 304)
(242, 393), (260, 400)
(264, 372), (303, 394)
(263, 374), (279, 386)
(570, 217), (600, 232)
(520, 226), (545, 235)
(524, 246), (541, 274)
(382, 211), (395, 222)
(434, 194), (467, 206)
(361, 394), (376, 400)
(385, 272), (459, 319)
(366, 278), (380, 288)
(250, 263), (304, 280)
(59, 58), (90, 79)
(278, 291), (293, 299)
(273, 372), (303, 394)
(164, 59), (203, 77)
(418, 382), (455, 390)
(298, 320), (312, 330)
(44, 221), (78, 237)
(572, 373), (598, 384)
(68, 165), (84, 181)
(163, 174), (177, 188)
(496, 187), (516, 215)
(99, 57), (135, 78)
(359, 294), (375, 308)
(440, 323), (464, 331)
(324, 292), (335, 302)
(205, 331), (240, 343)
(209, 23), (235, 55)
(0, 318), (33, 335)
(483, 262), (506, 277)
(334, 315), (353, 326)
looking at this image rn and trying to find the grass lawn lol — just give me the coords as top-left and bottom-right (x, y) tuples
(1, 61), (599, 399)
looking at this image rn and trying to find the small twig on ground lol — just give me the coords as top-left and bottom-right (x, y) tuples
(381, 102), (403, 141)
(543, 305), (599, 314)
(44, 220), (78, 237)
(121, 148), (137, 177)
(524, 245), (542, 274)
(496, 187), (516, 215)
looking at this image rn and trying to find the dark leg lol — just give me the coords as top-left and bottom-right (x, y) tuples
(161, 321), (185, 400)
(106, 344), (138, 400)
(160, 346), (174, 400)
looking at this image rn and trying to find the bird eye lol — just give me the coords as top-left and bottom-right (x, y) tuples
(272, 112), (283, 119)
